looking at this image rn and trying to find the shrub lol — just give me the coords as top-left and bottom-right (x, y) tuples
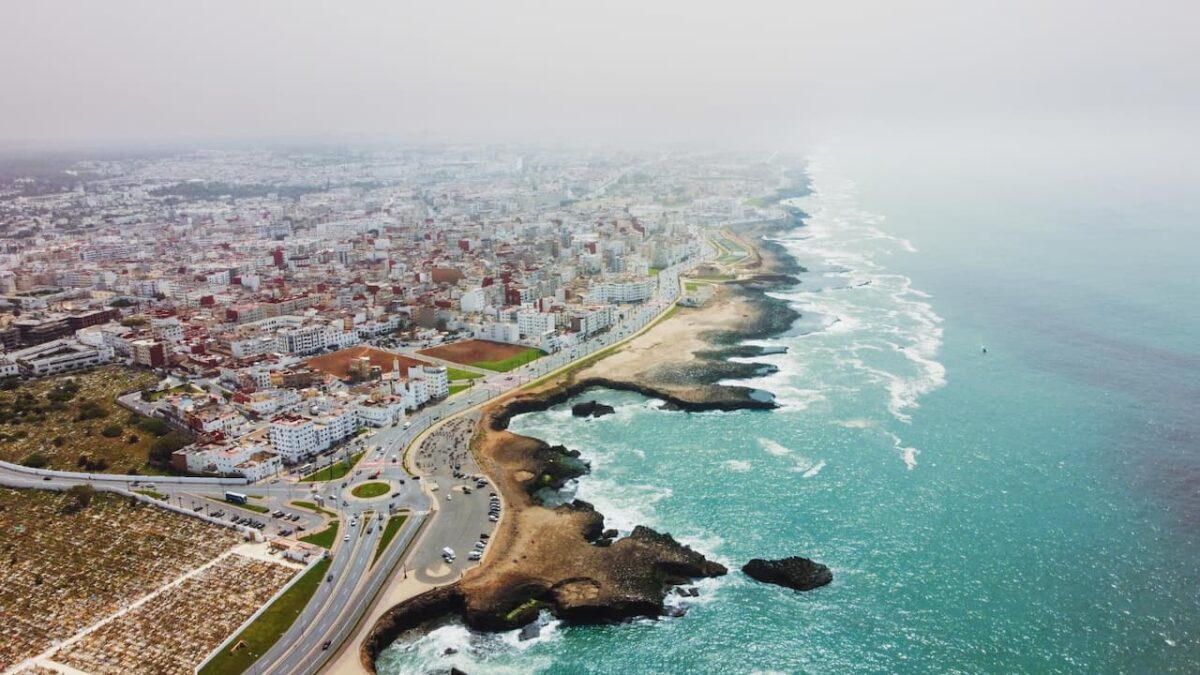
(21, 452), (49, 468)
(100, 425), (124, 438)
(76, 401), (108, 421)
(62, 484), (97, 514)
(52, 436), (65, 447)
(136, 417), (170, 436)
(150, 431), (191, 467)
(76, 454), (109, 471)
(127, 434), (139, 444)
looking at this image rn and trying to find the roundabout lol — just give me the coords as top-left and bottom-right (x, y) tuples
(349, 481), (390, 500)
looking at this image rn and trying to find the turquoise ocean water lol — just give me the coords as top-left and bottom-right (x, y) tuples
(379, 130), (1200, 674)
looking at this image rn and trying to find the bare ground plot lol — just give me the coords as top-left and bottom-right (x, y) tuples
(306, 346), (429, 381)
(0, 488), (241, 669)
(419, 340), (540, 371)
(0, 365), (168, 474)
(52, 553), (295, 675)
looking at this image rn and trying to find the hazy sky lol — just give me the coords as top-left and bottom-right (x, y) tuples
(1, 0), (1196, 147)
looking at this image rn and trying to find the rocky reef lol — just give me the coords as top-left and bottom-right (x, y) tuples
(570, 399), (616, 418)
(742, 556), (833, 591)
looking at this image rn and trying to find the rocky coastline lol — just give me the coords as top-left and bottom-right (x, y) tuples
(362, 187), (812, 672)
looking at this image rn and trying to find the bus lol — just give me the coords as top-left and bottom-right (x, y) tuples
(224, 491), (248, 505)
(299, 463), (314, 475)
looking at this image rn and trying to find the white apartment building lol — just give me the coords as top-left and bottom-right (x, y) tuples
(354, 397), (406, 427)
(571, 306), (616, 337)
(11, 340), (114, 377)
(278, 323), (359, 355)
(460, 288), (487, 313)
(181, 442), (282, 482)
(229, 334), (279, 359)
(313, 406), (356, 449)
(414, 365), (449, 399)
(151, 316), (184, 342)
(516, 310), (556, 338)
(269, 414), (318, 462)
(0, 357), (18, 379)
(475, 321), (520, 344)
(242, 388), (301, 417)
(393, 376), (430, 411)
(593, 278), (656, 303)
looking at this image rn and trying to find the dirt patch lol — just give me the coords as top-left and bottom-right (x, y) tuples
(418, 340), (533, 365)
(305, 346), (429, 381)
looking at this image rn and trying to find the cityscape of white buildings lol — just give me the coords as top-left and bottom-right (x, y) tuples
(0, 146), (793, 480)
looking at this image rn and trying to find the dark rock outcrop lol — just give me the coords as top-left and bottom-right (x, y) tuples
(526, 444), (589, 496)
(518, 622), (541, 641)
(571, 400), (616, 418)
(742, 556), (832, 591)
(490, 378), (777, 432)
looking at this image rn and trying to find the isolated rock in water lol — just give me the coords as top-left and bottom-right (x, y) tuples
(571, 400), (616, 418)
(518, 622), (541, 641)
(450, 668), (469, 675)
(742, 557), (832, 591)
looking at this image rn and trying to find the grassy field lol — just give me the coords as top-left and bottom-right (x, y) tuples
(472, 347), (542, 372)
(300, 450), (364, 482)
(198, 557), (330, 675)
(445, 367), (483, 381)
(350, 481), (389, 499)
(135, 489), (166, 500)
(0, 365), (179, 474)
(290, 500), (336, 518)
(300, 521), (339, 549)
(448, 383), (470, 396)
(373, 513), (409, 565)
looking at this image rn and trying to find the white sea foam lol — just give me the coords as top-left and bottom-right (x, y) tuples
(722, 459), (752, 472)
(381, 621), (557, 675)
(758, 438), (791, 456)
(884, 431), (920, 470)
(758, 154), (946, 466)
(801, 460), (827, 478)
(574, 475), (671, 535)
(835, 418), (873, 429)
